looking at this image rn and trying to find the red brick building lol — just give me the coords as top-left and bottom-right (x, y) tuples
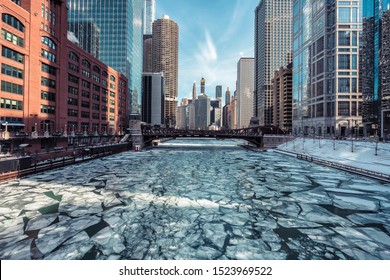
(0, 0), (128, 137)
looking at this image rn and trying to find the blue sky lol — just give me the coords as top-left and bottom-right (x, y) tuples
(156, 0), (259, 102)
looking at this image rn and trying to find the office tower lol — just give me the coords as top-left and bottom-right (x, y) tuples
(230, 92), (238, 129)
(225, 87), (231, 105)
(216, 85), (222, 99)
(0, 0), (127, 136)
(144, 0), (156, 35)
(361, 0), (390, 137)
(210, 99), (221, 127)
(292, 0), (362, 137)
(254, 0), (293, 125)
(142, 73), (164, 126)
(67, 0), (144, 113)
(272, 63), (293, 133)
(143, 36), (153, 72)
(195, 94), (210, 130)
(152, 15), (179, 127)
(67, 20), (100, 58)
(192, 81), (197, 101)
(237, 58), (254, 128)
(200, 77), (206, 94)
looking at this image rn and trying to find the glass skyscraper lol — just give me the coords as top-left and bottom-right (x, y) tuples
(361, 0), (390, 137)
(254, 0), (293, 126)
(292, 0), (363, 137)
(67, 0), (144, 113)
(144, 0), (156, 35)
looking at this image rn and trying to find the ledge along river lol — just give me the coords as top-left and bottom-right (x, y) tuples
(0, 138), (390, 260)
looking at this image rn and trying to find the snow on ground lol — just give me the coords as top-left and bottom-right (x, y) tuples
(277, 138), (390, 176)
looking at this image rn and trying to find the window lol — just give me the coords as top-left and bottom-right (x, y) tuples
(1, 29), (24, 47)
(102, 105), (108, 112)
(102, 88), (108, 95)
(338, 31), (350, 46)
(110, 99), (115, 105)
(11, 0), (21, 5)
(92, 84), (100, 92)
(41, 77), (56, 88)
(41, 36), (56, 50)
(41, 90), (55, 101)
(102, 80), (108, 86)
(69, 51), (79, 62)
(82, 69), (90, 78)
(1, 63), (23, 79)
(81, 111), (90, 118)
(0, 98), (23, 110)
(41, 63), (56, 76)
(81, 101), (90, 108)
(110, 108), (115, 113)
(92, 75), (100, 83)
(92, 94), (99, 101)
(68, 74), (79, 84)
(338, 101), (350, 116)
(2, 14), (24, 32)
(338, 7), (350, 23)
(2, 46), (24, 63)
(1, 81), (23, 95)
(110, 75), (116, 82)
(101, 97), (108, 103)
(92, 103), (99, 110)
(110, 83), (116, 89)
(41, 49), (56, 62)
(82, 59), (91, 68)
(68, 109), (78, 117)
(102, 71), (108, 78)
(93, 65), (100, 74)
(68, 86), (78, 95)
(338, 78), (350, 93)
(69, 62), (79, 72)
(92, 113), (99, 120)
(81, 90), (90, 98)
(338, 54), (350, 70)
(82, 80), (90, 88)
(68, 97), (78, 106)
(41, 105), (55, 114)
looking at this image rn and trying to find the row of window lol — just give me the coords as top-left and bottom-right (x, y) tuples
(41, 104), (55, 114)
(41, 77), (56, 88)
(2, 28), (24, 47)
(0, 97), (23, 110)
(41, 4), (56, 26)
(2, 45), (24, 63)
(41, 90), (55, 101)
(42, 36), (56, 50)
(42, 63), (57, 76)
(2, 13), (24, 32)
(2, 63), (23, 79)
(1, 80), (23, 95)
(41, 49), (56, 62)
(67, 109), (113, 121)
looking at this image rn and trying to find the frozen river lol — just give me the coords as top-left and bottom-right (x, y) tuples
(1, 138), (390, 260)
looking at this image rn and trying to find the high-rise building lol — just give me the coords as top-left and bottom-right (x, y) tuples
(144, 0), (155, 36)
(143, 36), (153, 72)
(236, 58), (254, 128)
(215, 85), (222, 99)
(225, 87), (231, 105)
(272, 63), (293, 133)
(0, 0), (128, 138)
(192, 81), (197, 101)
(292, 0), (363, 137)
(361, 0), (390, 137)
(382, 10), (390, 138)
(142, 72), (164, 126)
(67, 0), (144, 113)
(200, 77), (206, 94)
(67, 20), (100, 58)
(152, 15), (179, 127)
(254, 0), (293, 125)
(195, 94), (210, 130)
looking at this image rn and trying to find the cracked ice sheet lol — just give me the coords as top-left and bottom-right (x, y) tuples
(35, 216), (101, 255)
(331, 195), (379, 211)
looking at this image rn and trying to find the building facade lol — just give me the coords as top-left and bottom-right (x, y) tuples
(141, 72), (164, 126)
(237, 58), (254, 128)
(67, 0), (144, 113)
(67, 19), (100, 58)
(215, 85), (222, 99)
(195, 94), (210, 130)
(292, 0), (363, 137)
(152, 15), (179, 127)
(254, 0), (293, 125)
(272, 63), (292, 133)
(0, 0), (128, 136)
(144, 0), (155, 36)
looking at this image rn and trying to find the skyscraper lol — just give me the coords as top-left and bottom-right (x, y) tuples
(237, 58), (254, 128)
(142, 72), (164, 126)
(225, 87), (231, 105)
(67, 20), (100, 58)
(152, 15), (179, 127)
(67, 0), (144, 113)
(361, 0), (390, 137)
(144, 0), (156, 35)
(192, 81), (197, 101)
(292, 0), (363, 137)
(215, 85), (222, 99)
(254, 0), (293, 125)
(200, 77), (206, 94)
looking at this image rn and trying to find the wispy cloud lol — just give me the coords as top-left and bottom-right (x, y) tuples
(196, 30), (218, 63)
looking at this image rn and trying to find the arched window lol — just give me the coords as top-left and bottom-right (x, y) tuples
(82, 59), (91, 68)
(102, 71), (108, 78)
(93, 65), (100, 74)
(110, 75), (116, 82)
(2, 13), (24, 32)
(68, 51), (79, 62)
(41, 36), (56, 50)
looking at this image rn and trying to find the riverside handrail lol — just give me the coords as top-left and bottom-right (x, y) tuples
(296, 153), (390, 182)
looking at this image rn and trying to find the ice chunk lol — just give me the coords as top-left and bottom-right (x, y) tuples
(277, 218), (322, 228)
(203, 223), (226, 249)
(91, 227), (112, 246)
(0, 217), (25, 239)
(332, 195), (378, 211)
(342, 248), (379, 260)
(358, 228), (390, 247)
(44, 243), (93, 260)
(25, 214), (58, 231)
(0, 238), (32, 260)
(195, 246), (221, 259)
